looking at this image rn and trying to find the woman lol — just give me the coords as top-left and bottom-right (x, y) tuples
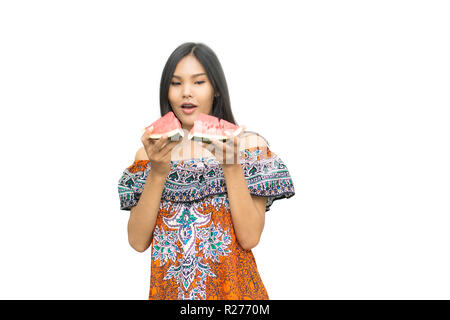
(118, 42), (295, 300)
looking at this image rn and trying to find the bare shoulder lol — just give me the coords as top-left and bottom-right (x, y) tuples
(239, 131), (269, 150)
(135, 146), (149, 160)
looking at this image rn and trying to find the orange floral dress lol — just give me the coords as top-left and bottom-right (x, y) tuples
(118, 140), (295, 300)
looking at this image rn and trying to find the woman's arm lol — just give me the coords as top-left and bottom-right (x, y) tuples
(127, 148), (166, 252)
(222, 164), (266, 250)
(201, 132), (269, 250)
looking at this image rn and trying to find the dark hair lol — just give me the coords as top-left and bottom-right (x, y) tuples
(159, 42), (238, 125)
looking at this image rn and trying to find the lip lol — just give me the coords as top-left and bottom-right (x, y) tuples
(181, 105), (197, 114)
(181, 103), (198, 115)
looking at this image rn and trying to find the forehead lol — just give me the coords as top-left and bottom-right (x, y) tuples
(172, 55), (206, 78)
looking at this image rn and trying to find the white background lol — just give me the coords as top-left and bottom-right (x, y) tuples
(0, 0), (449, 299)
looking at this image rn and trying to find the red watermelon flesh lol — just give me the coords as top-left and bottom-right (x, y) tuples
(188, 113), (244, 143)
(188, 113), (222, 143)
(145, 111), (184, 141)
(219, 118), (244, 136)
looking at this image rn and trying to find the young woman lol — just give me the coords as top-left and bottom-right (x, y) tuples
(118, 42), (295, 300)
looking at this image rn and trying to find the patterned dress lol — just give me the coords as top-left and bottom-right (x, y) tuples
(118, 135), (295, 300)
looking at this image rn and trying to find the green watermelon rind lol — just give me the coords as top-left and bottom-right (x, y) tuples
(188, 133), (227, 143)
(149, 128), (184, 141)
(188, 126), (243, 143)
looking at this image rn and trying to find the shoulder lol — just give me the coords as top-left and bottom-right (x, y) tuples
(135, 146), (149, 161)
(239, 131), (270, 150)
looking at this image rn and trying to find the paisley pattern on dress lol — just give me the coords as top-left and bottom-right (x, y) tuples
(118, 146), (295, 300)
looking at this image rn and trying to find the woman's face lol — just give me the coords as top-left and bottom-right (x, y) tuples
(169, 54), (216, 131)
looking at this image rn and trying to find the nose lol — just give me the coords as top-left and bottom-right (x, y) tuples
(182, 84), (193, 98)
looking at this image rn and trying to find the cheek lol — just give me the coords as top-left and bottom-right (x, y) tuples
(200, 88), (215, 103)
(200, 82), (214, 96)
(168, 90), (178, 106)
(199, 103), (213, 116)
(168, 88), (176, 99)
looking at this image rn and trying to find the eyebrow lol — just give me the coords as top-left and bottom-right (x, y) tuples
(172, 73), (206, 79)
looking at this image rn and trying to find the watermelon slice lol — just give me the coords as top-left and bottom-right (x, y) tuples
(188, 113), (244, 143)
(145, 111), (184, 141)
(219, 118), (244, 136)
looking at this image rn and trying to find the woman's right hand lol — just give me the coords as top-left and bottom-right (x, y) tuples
(141, 127), (181, 177)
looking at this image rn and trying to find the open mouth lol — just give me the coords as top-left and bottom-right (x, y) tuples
(181, 103), (197, 114)
(181, 103), (197, 109)
(181, 103), (198, 114)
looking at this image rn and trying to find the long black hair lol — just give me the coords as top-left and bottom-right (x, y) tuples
(159, 42), (238, 125)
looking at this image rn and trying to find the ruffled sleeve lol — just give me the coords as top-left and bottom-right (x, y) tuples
(118, 160), (150, 211)
(240, 133), (295, 212)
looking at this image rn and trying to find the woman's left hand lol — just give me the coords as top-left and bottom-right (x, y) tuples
(202, 126), (246, 167)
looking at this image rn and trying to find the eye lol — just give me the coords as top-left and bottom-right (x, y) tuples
(170, 80), (205, 86)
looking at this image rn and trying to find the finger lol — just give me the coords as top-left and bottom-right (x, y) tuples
(141, 131), (153, 148)
(160, 141), (179, 158)
(201, 140), (214, 149)
(201, 142), (215, 156)
(161, 140), (182, 158)
(219, 138), (232, 153)
(160, 135), (180, 151)
(222, 136), (238, 163)
(154, 134), (170, 151)
(204, 140), (219, 151)
(142, 127), (157, 145)
(210, 138), (224, 148)
(211, 139), (227, 157)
